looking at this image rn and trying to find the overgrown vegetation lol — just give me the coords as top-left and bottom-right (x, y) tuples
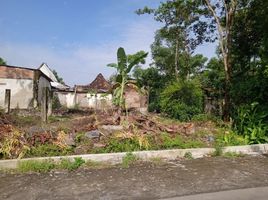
(122, 152), (138, 168)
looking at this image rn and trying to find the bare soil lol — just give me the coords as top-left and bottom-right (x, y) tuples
(1, 155), (268, 200)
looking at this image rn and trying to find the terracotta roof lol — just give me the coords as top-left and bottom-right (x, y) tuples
(75, 73), (111, 93)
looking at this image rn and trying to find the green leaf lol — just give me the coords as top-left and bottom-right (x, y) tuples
(117, 47), (127, 72)
(107, 63), (118, 68)
(126, 52), (148, 73)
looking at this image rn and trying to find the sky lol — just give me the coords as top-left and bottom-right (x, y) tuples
(0, 0), (216, 86)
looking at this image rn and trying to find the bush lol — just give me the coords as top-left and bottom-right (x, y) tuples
(233, 102), (268, 144)
(215, 131), (247, 146)
(160, 79), (203, 121)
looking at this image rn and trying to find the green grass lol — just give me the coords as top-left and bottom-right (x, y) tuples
(18, 160), (55, 173)
(122, 152), (138, 168)
(58, 157), (85, 171)
(25, 144), (74, 158)
(17, 157), (86, 173)
(48, 115), (70, 123)
(223, 152), (245, 158)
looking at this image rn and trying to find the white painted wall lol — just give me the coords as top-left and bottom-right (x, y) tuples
(86, 93), (112, 108)
(56, 92), (76, 108)
(0, 78), (34, 109)
(55, 91), (112, 109)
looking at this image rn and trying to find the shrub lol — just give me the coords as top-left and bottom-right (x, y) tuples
(160, 79), (203, 121)
(215, 131), (248, 146)
(233, 102), (268, 144)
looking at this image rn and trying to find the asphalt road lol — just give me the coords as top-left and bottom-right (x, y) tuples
(163, 186), (268, 200)
(1, 155), (268, 200)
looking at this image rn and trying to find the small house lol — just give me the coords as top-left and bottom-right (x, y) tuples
(55, 73), (112, 109)
(0, 65), (52, 114)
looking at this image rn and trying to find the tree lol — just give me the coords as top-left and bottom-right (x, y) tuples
(107, 47), (148, 111)
(0, 57), (6, 65)
(133, 66), (167, 112)
(52, 70), (65, 84)
(203, 0), (238, 121)
(137, 0), (208, 80)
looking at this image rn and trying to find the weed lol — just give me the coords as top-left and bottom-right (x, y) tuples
(122, 152), (138, 168)
(58, 157), (85, 171)
(215, 130), (248, 146)
(212, 144), (223, 156)
(223, 152), (245, 158)
(25, 144), (74, 158)
(184, 152), (193, 159)
(160, 134), (205, 149)
(149, 157), (165, 165)
(84, 160), (110, 169)
(48, 115), (70, 123)
(18, 160), (55, 173)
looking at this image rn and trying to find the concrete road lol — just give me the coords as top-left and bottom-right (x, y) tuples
(164, 187), (268, 200)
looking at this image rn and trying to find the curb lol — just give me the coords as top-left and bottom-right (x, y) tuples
(0, 144), (267, 169)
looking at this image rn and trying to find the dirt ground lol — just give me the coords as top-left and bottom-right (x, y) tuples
(1, 155), (268, 200)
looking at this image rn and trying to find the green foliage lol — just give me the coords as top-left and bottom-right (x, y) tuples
(122, 152), (138, 168)
(234, 102), (268, 144)
(52, 69), (65, 84)
(18, 160), (55, 173)
(52, 94), (62, 110)
(0, 57), (6, 65)
(215, 131), (248, 147)
(212, 145), (223, 157)
(160, 79), (203, 121)
(17, 157), (86, 173)
(95, 138), (142, 153)
(26, 144), (73, 158)
(192, 114), (222, 124)
(58, 157), (85, 171)
(108, 47), (148, 109)
(223, 152), (245, 158)
(160, 133), (204, 149)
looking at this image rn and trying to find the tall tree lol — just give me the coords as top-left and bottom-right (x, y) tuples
(203, 0), (238, 121)
(137, 0), (208, 79)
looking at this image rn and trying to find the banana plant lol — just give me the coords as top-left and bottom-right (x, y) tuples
(108, 47), (148, 111)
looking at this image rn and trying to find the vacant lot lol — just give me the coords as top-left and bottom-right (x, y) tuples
(1, 155), (268, 200)
(1, 109), (238, 159)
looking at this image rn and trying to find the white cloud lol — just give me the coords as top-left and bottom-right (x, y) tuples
(0, 19), (158, 86)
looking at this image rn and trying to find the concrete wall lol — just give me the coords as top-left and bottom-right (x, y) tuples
(0, 78), (34, 109)
(37, 76), (51, 105)
(56, 92), (76, 108)
(55, 91), (112, 109)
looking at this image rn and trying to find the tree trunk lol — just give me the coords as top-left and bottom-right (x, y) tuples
(223, 55), (231, 121)
(175, 37), (179, 80)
